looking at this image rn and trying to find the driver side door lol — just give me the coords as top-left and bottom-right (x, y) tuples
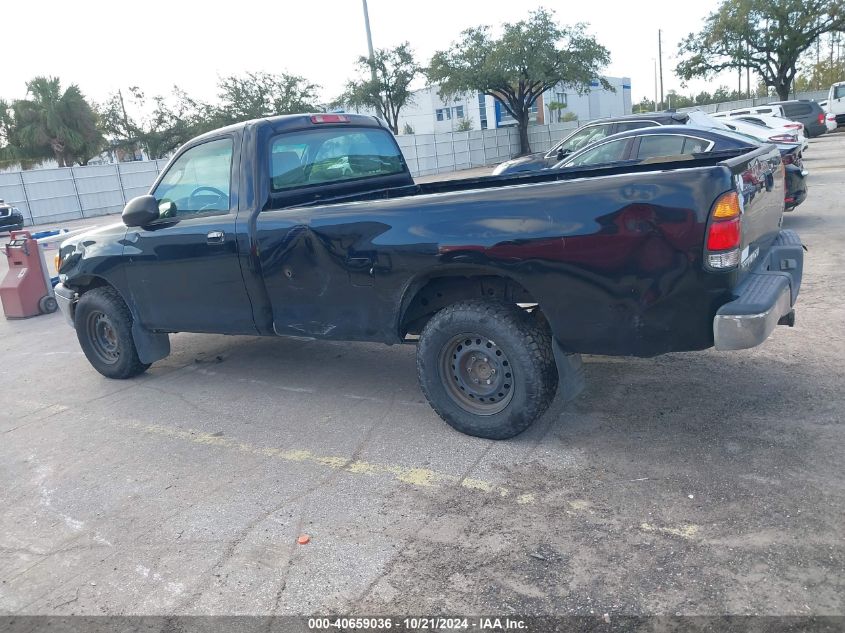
(123, 135), (256, 334)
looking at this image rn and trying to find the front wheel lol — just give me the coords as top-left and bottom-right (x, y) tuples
(416, 300), (558, 439)
(74, 287), (150, 379)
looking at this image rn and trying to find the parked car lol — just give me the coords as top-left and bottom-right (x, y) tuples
(725, 113), (807, 139)
(552, 125), (807, 211)
(492, 111), (689, 175)
(827, 82), (845, 127)
(768, 100), (827, 137)
(825, 111), (838, 133)
(54, 113), (802, 440)
(711, 104), (788, 119)
(718, 116), (808, 152)
(0, 199), (25, 233)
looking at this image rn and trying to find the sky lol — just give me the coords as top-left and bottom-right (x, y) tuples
(1, 0), (740, 110)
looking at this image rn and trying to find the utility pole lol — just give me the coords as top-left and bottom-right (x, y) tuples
(658, 30), (664, 109)
(746, 41), (751, 98)
(362, 0), (377, 83)
(361, 0), (382, 119)
(653, 58), (658, 111)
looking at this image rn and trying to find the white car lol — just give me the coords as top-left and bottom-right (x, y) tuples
(825, 111), (838, 133)
(718, 117), (806, 150)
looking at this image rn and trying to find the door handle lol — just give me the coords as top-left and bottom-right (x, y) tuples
(207, 230), (225, 245)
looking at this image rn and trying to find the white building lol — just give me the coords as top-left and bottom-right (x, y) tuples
(341, 76), (632, 135)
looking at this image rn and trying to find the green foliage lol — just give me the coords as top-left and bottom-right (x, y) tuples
(428, 8), (610, 154)
(401, 122), (415, 135)
(560, 111), (578, 122)
(546, 100), (567, 122)
(455, 117), (473, 131)
(8, 77), (105, 167)
(676, 0), (845, 100)
(215, 71), (320, 124)
(335, 43), (420, 134)
(795, 58), (845, 91)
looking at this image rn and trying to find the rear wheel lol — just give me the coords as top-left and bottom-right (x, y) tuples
(417, 300), (557, 439)
(75, 287), (150, 379)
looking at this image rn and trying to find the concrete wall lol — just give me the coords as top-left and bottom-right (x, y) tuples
(678, 90), (829, 114)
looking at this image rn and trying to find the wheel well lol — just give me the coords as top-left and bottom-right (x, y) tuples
(72, 275), (112, 295)
(399, 274), (538, 337)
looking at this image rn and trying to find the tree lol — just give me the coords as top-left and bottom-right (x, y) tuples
(335, 43), (420, 134)
(12, 77), (105, 167)
(632, 97), (656, 113)
(428, 8), (610, 154)
(216, 71), (320, 124)
(676, 0), (845, 101)
(546, 100), (567, 122)
(98, 86), (214, 160)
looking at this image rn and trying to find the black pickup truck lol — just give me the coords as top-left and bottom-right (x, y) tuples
(54, 113), (803, 439)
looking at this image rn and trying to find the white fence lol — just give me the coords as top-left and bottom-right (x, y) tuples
(678, 89), (829, 114)
(2, 122), (581, 227)
(395, 121), (578, 177)
(0, 160), (170, 227)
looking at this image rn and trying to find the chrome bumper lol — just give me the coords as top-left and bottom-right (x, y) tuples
(54, 283), (76, 327)
(714, 283), (792, 350)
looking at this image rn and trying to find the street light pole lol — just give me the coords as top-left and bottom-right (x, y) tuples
(362, 0), (377, 82)
(658, 29), (665, 109)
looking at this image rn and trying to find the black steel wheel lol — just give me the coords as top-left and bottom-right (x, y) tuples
(74, 286), (150, 379)
(438, 334), (515, 415)
(417, 300), (558, 439)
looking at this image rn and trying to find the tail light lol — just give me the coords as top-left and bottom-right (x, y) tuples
(706, 191), (742, 269)
(818, 113), (825, 124)
(784, 123), (802, 130)
(782, 153), (795, 165)
(768, 133), (797, 143)
(310, 114), (350, 124)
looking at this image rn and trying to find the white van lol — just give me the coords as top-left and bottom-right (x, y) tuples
(827, 82), (845, 127)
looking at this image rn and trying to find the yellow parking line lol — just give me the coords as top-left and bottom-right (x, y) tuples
(126, 421), (518, 500)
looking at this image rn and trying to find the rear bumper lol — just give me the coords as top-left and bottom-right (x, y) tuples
(54, 283), (76, 327)
(713, 230), (803, 351)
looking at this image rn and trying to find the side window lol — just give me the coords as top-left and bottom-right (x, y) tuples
(682, 137), (710, 153)
(615, 121), (656, 132)
(269, 128), (405, 192)
(568, 139), (632, 166)
(756, 108), (772, 114)
(834, 86), (845, 99)
(557, 124), (612, 154)
(636, 135), (687, 160)
(152, 138), (233, 217)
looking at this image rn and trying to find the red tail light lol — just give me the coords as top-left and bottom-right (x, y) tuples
(310, 114), (350, 124)
(768, 133), (797, 143)
(782, 154), (795, 165)
(706, 191), (742, 268)
(707, 218), (741, 250)
(818, 113), (825, 124)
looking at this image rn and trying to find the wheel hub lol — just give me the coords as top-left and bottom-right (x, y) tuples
(439, 334), (514, 415)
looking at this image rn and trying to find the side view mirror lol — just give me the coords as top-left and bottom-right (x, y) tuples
(122, 195), (160, 227)
(557, 148), (566, 160)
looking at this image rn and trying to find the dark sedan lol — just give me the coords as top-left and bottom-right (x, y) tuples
(0, 200), (25, 233)
(553, 125), (807, 211)
(492, 111), (690, 175)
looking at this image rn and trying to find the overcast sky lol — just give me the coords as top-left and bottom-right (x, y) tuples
(2, 0), (739, 109)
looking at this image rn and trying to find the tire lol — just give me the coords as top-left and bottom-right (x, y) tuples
(39, 295), (58, 314)
(416, 300), (558, 439)
(74, 286), (151, 379)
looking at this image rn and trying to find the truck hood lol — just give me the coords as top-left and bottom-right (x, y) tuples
(58, 221), (128, 278)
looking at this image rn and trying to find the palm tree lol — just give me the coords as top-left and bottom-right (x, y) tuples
(13, 77), (104, 167)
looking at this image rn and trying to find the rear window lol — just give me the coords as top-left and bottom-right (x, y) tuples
(783, 103), (812, 116)
(270, 128), (405, 192)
